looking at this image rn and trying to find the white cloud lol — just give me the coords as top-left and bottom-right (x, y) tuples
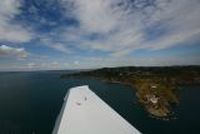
(0, 45), (28, 58)
(60, 0), (200, 56)
(39, 36), (73, 53)
(0, 0), (33, 43)
(68, 0), (119, 33)
(1, 0), (199, 71)
(74, 60), (79, 65)
(27, 62), (36, 69)
(51, 43), (72, 53)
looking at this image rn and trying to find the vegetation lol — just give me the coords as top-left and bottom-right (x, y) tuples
(61, 66), (200, 117)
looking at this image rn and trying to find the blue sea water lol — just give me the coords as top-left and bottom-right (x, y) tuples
(0, 71), (199, 134)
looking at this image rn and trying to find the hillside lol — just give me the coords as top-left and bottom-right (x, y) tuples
(61, 66), (200, 118)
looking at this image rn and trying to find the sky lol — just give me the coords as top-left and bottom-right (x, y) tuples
(0, 0), (200, 71)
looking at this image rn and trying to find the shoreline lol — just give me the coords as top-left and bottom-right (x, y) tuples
(61, 66), (200, 118)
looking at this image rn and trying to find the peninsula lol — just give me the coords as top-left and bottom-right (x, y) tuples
(61, 66), (200, 118)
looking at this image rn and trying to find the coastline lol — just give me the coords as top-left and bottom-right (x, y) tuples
(61, 66), (200, 118)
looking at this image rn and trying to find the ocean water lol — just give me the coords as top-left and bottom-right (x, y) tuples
(0, 71), (199, 134)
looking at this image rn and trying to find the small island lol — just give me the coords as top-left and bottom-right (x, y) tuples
(61, 66), (200, 118)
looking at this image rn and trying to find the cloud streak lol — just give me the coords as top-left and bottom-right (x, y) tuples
(0, 0), (33, 43)
(59, 0), (200, 56)
(0, 0), (200, 71)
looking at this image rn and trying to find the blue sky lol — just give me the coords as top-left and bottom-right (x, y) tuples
(0, 0), (200, 71)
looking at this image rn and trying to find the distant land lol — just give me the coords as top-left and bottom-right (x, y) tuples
(61, 66), (200, 118)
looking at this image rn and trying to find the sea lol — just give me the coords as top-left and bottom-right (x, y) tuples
(0, 71), (199, 134)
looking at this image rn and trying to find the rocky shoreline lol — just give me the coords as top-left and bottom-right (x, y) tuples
(100, 78), (178, 117)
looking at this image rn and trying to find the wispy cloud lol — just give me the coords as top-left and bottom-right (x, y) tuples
(0, 0), (199, 71)
(0, 0), (33, 43)
(51, 43), (72, 53)
(59, 0), (200, 56)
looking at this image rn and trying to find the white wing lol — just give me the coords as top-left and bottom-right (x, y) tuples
(53, 85), (141, 134)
